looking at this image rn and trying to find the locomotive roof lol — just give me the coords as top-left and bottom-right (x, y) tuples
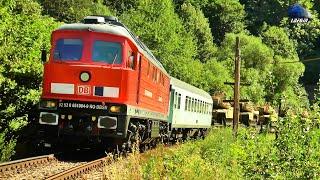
(170, 77), (212, 101)
(57, 20), (167, 74)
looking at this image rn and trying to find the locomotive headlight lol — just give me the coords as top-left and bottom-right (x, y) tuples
(109, 106), (121, 113)
(40, 100), (57, 109)
(80, 71), (90, 82)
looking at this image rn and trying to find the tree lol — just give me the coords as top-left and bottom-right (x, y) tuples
(177, 3), (217, 63)
(119, 0), (199, 84)
(239, 0), (286, 35)
(217, 32), (305, 106)
(201, 0), (246, 45)
(0, 0), (60, 161)
(104, 0), (139, 15)
(261, 26), (297, 59)
(40, 0), (112, 23)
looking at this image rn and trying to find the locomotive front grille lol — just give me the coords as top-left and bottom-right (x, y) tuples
(39, 112), (58, 125)
(98, 116), (117, 129)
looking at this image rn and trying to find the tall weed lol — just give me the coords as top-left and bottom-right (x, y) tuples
(104, 115), (320, 179)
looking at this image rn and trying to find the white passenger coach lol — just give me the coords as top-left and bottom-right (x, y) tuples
(168, 77), (213, 130)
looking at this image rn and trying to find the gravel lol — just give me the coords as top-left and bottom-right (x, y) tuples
(0, 160), (86, 180)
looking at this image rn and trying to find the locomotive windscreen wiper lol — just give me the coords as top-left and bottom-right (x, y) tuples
(111, 51), (118, 65)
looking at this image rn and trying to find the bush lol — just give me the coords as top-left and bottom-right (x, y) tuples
(104, 111), (320, 179)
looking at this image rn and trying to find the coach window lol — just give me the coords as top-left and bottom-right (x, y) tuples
(174, 92), (178, 109)
(177, 93), (181, 109)
(92, 41), (122, 64)
(191, 98), (194, 112)
(186, 97), (189, 111)
(195, 99), (198, 112)
(205, 103), (208, 114)
(54, 39), (83, 61)
(197, 100), (199, 113)
(185, 96), (188, 111)
(202, 101), (205, 114)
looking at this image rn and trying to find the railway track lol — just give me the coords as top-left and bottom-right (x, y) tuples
(0, 154), (110, 180)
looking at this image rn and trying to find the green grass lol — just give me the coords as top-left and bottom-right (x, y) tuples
(104, 117), (320, 179)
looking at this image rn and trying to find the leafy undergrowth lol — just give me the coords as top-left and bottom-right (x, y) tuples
(104, 117), (320, 179)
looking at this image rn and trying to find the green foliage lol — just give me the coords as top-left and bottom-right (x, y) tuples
(40, 0), (112, 23)
(0, 0), (59, 161)
(239, 0), (287, 35)
(104, 0), (139, 15)
(137, 111), (320, 179)
(0, 130), (16, 162)
(217, 32), (306, 106)
(201, 0), (246, 44)
(177, 3), (217, 62)
(261, 26), (297, 58)
(218, 33), (274, 103)
(239, 113), (320, 179)
(203, 60), (232, 95)
(141, 129), (243, 179)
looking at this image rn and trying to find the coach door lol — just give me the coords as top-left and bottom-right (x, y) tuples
(168, 87), (175, 123)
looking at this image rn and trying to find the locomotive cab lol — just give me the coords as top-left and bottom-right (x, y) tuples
(37, 16), (170, 150)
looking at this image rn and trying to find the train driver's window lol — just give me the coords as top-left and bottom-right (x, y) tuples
(92, 41), (122, 64)
(54, 39), (83, 61)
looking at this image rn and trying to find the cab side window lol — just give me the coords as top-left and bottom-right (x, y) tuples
(127, 51), (135, 69)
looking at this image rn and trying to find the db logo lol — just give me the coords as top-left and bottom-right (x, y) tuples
(77, 85), (91, 95)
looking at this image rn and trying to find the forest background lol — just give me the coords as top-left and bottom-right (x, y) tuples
(0, 0), (319, 161)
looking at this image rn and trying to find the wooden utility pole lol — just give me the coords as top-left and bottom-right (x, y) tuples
(233, 37), (241, 137)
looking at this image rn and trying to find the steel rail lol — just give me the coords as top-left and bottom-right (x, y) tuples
(0, 154), (55, 173)
(46, 157), (109, 180)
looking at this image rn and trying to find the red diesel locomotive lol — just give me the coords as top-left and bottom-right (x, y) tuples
(38, 16), (170, 150)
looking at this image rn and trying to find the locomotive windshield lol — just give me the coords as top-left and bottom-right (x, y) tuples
(54, 39), (83, 61)
(92, 41), (122, 64)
